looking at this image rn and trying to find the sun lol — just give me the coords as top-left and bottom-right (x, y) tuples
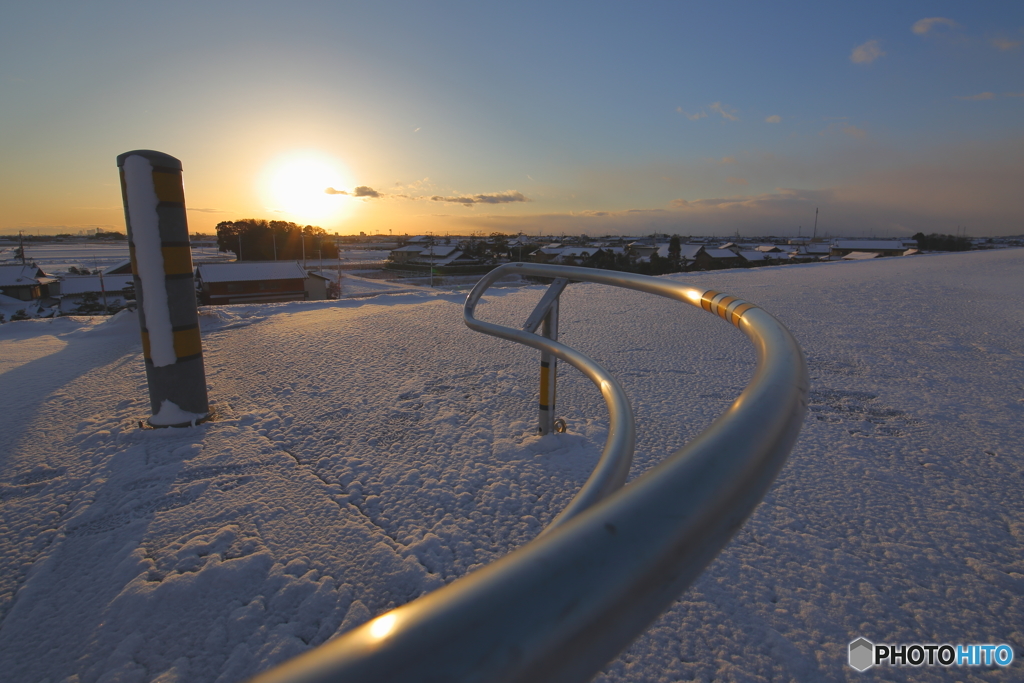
(261, 151), (355, 225)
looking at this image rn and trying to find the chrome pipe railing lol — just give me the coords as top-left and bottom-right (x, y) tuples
(250, 263), (808, 683)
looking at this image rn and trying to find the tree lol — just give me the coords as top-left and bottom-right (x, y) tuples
(668, 235), (681, 265)
(487, 232), (510, 260)
(216, 219), (339, 261)
(73, 292), (108, 315)
(911, 232), (971, 252)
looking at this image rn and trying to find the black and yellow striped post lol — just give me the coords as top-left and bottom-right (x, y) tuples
(117, 150), (209, 427)
(538, 300), (558, 435)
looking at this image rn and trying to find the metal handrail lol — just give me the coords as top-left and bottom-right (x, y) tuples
(250, 263), (808, 683)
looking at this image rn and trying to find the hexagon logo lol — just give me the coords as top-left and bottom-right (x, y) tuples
(849, 637), (875, 671)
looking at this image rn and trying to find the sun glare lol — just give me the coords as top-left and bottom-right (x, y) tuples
(261, 151), (355, 225)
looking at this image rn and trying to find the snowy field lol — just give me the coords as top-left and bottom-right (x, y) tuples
(0, 242), (233, 274)
(0, 250), (1022, 682)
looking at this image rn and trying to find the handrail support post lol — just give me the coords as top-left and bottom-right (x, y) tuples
(526, 277), (568, 435)
(538, 299), (559, 434)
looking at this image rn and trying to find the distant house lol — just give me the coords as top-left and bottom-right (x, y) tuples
(103, 259), (134, 275)
(530, 244), (564, 263)
(675, 244), (705, 268)
(305, 271), (331, 300)
(700, 248), (745, 269)
(58, 274), (134, 313)
(799, 244), (832, 259)
(389, 245), (426, 264)
(416, 244), (460, 264)
(830, 241), (906, 258)
(390, 244), (480, 267)
(195, 262), (317, 305)
(0, 264), (58, 301)
(627, 242), (658, 260)
(556, 247), (595, 264)
(737, 250), (771, 266)
(841, 251), (881, 261)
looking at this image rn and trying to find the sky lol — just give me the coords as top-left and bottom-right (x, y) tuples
(2, 1), (1023, 238)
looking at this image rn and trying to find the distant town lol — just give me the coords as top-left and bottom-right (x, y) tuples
(2, 227), (1022, 321)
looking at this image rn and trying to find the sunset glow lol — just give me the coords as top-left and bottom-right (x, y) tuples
(260, 152), (355, 225)
(2, 2), (1023, 237)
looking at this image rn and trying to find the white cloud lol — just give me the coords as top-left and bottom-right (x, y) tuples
(912, 17), (958, 35)
(850, 40), (884, 64)
(765, 115), (782, 124)
(709, 102), (739, 121)
(842, 125), (867, 139)
(991, 37), (1021, 52)
(677, 103), (739, 121)
(676, 106), (707, 120)
(955, 92), (996, 101)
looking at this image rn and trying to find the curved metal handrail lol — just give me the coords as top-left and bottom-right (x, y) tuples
(462, 271), (635, 532)
(251, 263), (808, 683)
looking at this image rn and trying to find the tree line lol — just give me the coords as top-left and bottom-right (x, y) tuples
(911, 232), (972, 252)
(215, 220), (339, 261)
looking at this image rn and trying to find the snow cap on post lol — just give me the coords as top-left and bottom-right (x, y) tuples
(117, 150), (209, 427)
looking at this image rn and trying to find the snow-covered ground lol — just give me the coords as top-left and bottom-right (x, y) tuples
(1, 250), (1021, 682)
(0, 242), (234, 274)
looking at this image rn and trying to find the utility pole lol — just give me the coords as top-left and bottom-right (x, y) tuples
(812, 208), (818, 241)
(99, 269), (109, 312)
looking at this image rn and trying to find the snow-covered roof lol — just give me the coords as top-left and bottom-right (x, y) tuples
(391, 245), (424, 253)
(59, 275), (134, 295)
(420, 245), (459, 258)
(737, 250), (769, 262)
(678, 245), (705, 259)
(704, 248), (740, 259)
(103, 259), (134, 275)
(0, 264), (47, 287)
(433, 250), (466, 266)
(196, 261), (307, 283)
(842, 251), (881, 260)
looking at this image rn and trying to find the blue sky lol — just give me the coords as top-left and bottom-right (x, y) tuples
(2, 1), (1022, 236)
